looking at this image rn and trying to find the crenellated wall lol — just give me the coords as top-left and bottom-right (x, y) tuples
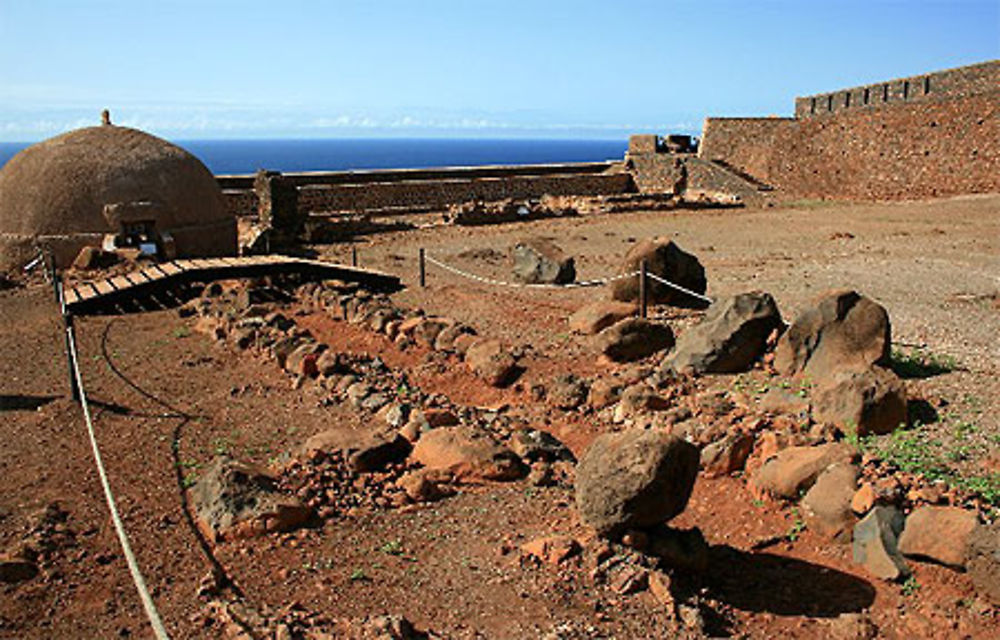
(794, 60), (999, 119)
(697, 60), (999, 200)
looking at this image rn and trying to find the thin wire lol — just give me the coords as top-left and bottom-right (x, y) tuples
(66, 325), (171, 640)
(644, 271), (715, 305)
(424, 254), (639, 289)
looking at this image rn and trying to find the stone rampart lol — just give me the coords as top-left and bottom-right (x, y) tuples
(697, 60), (999, 200)
(794, 60), (999, 119)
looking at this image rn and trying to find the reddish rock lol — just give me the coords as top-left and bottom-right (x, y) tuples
(774, 289), (891, 380)
(615, 384), (671, 420)
(897, 506), (979, 569)
(411, 316), (454, 348)
(813, 366), (907, 436)
(801, 463), (859, 541)
(851, 483), (877, 515)
(299, 429), (411, 473)
(754, 442), (855, 499)
(396, 468), (455, 503)
(700, 433), (754, 478)
(648, 570), (675, 608)
(568, 300), (638, 335)
(967, 522), (1000, 605)
(284, 342), (326, 377)
(520, 535), (582, 565)
(596, 318), (675, 363)
(397, 316), (424, 336)
(588, 378), (623, 409)
(411, 426), (524, 482)
(452, 332), (478, 356)
(434, 323), (475, 352)
(610, 238), (707, 308)
(464, 338), (520, 387)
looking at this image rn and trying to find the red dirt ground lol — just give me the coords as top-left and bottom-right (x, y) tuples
(1, 194), (998, 638)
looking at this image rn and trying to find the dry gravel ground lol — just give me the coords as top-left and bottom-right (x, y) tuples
(351, 193), (999, 452)
(0, 193), (998, 638)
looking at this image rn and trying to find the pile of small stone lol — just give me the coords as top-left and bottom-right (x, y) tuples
(278, 449), (414, 519)
(199, 598), (432, 640)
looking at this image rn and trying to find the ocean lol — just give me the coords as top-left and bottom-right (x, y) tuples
(0, 138), (627, 175)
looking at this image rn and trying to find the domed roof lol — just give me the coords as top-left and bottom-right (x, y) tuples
(0, 124), (230, 237)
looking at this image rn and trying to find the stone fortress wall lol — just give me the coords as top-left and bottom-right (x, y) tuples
(219, 60), (998, 222)
(695, 60), (999, 200)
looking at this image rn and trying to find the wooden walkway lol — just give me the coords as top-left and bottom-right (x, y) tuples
(63, 254), (401, 315)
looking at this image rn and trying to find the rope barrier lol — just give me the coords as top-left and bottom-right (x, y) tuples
(423, 252), (715, 307)
(644, 271), (715, 305)
(424, 253), (639, 290)
(64, 301), (171, 640)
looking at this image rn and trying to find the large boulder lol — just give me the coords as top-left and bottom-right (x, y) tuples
(898, 506), (979, 569)
(568, 300), (637, 335)
(411, 426), (524, 482)
(610, 238), (707, 308)
(812, 366), (908, 436)
(511, 238), (576, 284)
(666, 291), (783, 374)
(774, 290), (891, 380)
(190, 457), (312, 542)
(575, 429), (699, 537)
(596, 318), (675, 363)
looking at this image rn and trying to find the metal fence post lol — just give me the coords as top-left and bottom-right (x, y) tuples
(419, 248), (426, 288)
(639, 260), (648, 319)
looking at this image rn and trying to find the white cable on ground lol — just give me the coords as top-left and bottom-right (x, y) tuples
(644, 271), (715, 305)
(424, 253), (639, 289)
(66, 325), (171, 640)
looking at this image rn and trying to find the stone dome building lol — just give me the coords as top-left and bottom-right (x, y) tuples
(0, 121), (236, 270)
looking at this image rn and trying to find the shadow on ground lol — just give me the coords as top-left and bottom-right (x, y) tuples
(0, 394), (58, 411)
(674, 544), (876, 635)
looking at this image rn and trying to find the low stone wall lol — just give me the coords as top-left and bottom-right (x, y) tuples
(222, 190), (258, 219)
(223, 167), (635, 218)
(298, 173), (633, 214)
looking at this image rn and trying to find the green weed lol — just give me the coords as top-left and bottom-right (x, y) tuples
(379, 539), (403, 556)
(889, 347), (957, 379)
(786, 508), (805, 542)
(349, 568), (367, 581)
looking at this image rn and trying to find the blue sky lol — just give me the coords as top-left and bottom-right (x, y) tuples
(0, 0), (997, 141)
